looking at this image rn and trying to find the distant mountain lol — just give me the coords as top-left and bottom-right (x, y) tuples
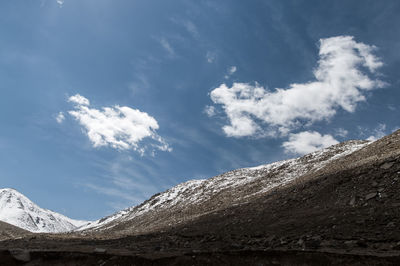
(0, 188), (88, 233)
(80, 139), (370, 235)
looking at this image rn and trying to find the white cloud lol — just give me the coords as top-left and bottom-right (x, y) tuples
(55, 112), (65, 124)
(229, 66), (237, 74)
(160, 38), (175, 57)
(68, 94), (90, 106)
(67, 94), (171, 153)
(56, 0), (64, 8)
(282, 131), (339, 155)
(209, 36), (385, 138)
(203, 105), (216, 117)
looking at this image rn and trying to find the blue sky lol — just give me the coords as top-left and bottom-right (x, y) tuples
(1, 0), (399, 220)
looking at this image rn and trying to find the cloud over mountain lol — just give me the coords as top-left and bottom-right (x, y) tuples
(282, 131), (339, 155)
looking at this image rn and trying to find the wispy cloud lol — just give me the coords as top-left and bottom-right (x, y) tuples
(366, 123), (387, 141)
(282, 131), (339, 155)
(206, 51), (216, 63)
(334, 128), (349, 138)
(224, 66), (237, 79)
(128, 73), (150, 95)
(174, 19), (200, 39)
(159, 38), (175, 57)
(85, 183), (143, 203)
(111, 175), (159, 194)
(182, 20), (199, 39)
(82, 154), (173, 212)
(208, 36), (385, 138)
(67, 94), (171, 154)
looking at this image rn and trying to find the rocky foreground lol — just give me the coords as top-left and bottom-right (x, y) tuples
(0, 130), (400, 265)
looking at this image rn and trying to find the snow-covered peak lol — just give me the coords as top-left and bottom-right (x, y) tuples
(0, 188), (88, 233)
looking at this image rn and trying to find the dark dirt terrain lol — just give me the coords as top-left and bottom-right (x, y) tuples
(1, 130), (399, 265)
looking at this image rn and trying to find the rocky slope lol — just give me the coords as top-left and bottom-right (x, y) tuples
(0, 188), (88, 233)
(79, 139), (369, 236)
(162, 128), (400, 253)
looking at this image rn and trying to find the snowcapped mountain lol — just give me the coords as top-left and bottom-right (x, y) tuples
(79, 139), (370, 234)
(0, 188), (88, 233)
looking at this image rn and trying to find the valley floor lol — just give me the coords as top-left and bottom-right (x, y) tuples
(1, 235), (400, 266)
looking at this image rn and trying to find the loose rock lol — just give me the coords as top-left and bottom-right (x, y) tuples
(94, 248), (107, 253)
(9, 249), (30, 262)
(380, 162), (395, 169)
(365, 192), (377, 200)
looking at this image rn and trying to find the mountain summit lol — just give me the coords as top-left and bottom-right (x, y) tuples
(0, 188), (88, 233)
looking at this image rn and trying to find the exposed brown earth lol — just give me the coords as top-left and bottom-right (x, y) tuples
(0, 130), (399, 265)
(0, 221), (30, 241)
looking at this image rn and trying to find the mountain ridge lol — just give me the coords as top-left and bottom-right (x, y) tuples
(78, 139), (370, 236)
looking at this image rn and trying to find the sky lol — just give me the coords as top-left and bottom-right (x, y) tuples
(0, 0), (399, 220)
